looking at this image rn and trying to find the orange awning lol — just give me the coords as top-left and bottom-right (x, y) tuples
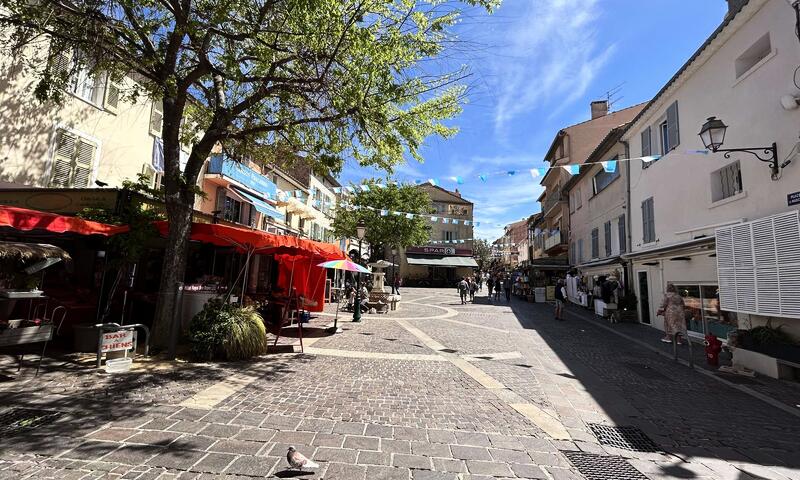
(0, 205), (129, 236)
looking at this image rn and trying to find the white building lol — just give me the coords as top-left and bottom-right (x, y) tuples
(623, 0), (800, 340)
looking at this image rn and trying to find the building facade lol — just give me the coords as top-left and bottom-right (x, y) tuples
(397, 185), (477, 286)
(623, 0), (800, 339)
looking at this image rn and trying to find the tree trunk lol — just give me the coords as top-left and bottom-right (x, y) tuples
(151, 189), (193, 349)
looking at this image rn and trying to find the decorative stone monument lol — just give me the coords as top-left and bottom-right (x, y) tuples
(366, 260), (401, 312)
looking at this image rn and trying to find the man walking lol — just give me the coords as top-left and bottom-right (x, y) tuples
(554, 279), (567, 320)
(503, 276), (512, 302)
(458, 277), (469, 304)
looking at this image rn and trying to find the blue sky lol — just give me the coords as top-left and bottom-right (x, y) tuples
(342, 0), (728, 241)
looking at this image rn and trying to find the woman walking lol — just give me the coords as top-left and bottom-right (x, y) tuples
(554, 279), (566, 320)
(487, 277), (494, 299)
(657, 283), (687, 343)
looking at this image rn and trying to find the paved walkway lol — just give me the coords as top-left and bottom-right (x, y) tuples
(0, 288), (798, 479)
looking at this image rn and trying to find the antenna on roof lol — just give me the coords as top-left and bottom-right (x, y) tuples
(604, 82), (625, 112)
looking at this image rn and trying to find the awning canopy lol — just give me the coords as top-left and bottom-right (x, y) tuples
(232, 187), (286, 222)
(406, 254), (478, 268)
(154, 221), (345, 260)
(0, 205), (129, 236)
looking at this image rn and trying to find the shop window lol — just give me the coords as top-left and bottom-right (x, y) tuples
(674, 284), (738, 338)
(50, 129), (96, 188)
(711, 161), (743, 202)
(224, 196), (242, 223)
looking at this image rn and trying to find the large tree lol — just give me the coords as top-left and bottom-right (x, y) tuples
(0, 0), (497, 346)
(472, 238), (491, 271)
(332, 181), (431, 261)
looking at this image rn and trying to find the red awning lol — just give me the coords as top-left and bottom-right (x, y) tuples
(154, 221), (345, 260)
(0, 205), (129, 236)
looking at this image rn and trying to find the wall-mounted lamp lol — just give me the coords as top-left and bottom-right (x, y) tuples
(698, 116), (788, 180)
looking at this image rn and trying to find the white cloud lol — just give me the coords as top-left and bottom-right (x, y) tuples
(491, 0), (614, 138)
(460, 172), (543, 241)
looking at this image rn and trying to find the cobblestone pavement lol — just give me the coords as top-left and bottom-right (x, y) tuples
(1, 288), (799, 479)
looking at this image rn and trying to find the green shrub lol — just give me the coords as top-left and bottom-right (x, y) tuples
(189, 298), (267, 361)
(750, 323), (793, 348)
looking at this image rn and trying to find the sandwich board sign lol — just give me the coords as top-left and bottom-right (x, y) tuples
(101, 330), (136, 353)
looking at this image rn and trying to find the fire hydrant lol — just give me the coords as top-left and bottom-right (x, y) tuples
(704, 334), (722, 366)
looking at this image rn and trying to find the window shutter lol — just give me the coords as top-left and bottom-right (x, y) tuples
(577, 239), (583, 264)
(647, 199), (655, 243)
(618, 215), (626, 254)
(50, 130), (76, 187)
(641, 127), (651, 157)
(716, 211), (800, 318)
(604, 221), (612, 257)
(104, 78), (120, 113)
(666, 101), (680, 151)
(73, 139), (95, 187)
(641, 199), (650, 243)
(150, 101), (164, 136)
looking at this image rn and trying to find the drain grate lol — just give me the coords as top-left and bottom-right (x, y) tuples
(0, 408), (64, 436)
(588, 424), (660, 452)
(622, 363), (673, 382)
(563, 452), (648, 480)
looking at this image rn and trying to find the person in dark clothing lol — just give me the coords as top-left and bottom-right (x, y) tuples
(554, 279), (567, 320)
(503, 276), (512, 301)
(487, 277), (494, 298)
(457, 277), (469, 304)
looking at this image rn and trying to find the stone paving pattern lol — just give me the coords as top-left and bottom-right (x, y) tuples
(0, 288), (799, 480)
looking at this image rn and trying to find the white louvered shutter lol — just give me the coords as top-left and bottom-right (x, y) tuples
(716, 211), (800, 318)
(50, 130), (76, 187)
(104, 78), (121, 113)
(150, 101), (163, 136)
(73, 139), (95, 187)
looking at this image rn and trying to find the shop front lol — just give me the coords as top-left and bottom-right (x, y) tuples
(523, 256), (570, 302)
(626, 238), (739, 340)
(402, 246), (477, 287)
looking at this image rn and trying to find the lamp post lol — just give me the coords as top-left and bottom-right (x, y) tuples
(353, 220), (366, 322)
(390, 245), (398, 294)
(698, 116), (786, 180)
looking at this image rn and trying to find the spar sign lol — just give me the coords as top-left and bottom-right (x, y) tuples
(101, 330), (136, 353)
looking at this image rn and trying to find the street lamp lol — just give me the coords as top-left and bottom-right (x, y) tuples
(353, 220), (367, 322)
(390, 245), (398, 294)
(698, 116), (786, 180)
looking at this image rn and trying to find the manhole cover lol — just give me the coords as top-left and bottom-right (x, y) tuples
(622, 363), (673, 382)
(0, 408), (64, 436)
(588, 424), (660, 452)
(563, 452), (647, 480)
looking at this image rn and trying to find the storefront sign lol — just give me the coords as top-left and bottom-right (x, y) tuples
(0, 189), (119, 213)
(101, 330), (136, 352)
(789, 191), (800, 207)
(208, 155), (278, 199)
(406, 246), (472, 256)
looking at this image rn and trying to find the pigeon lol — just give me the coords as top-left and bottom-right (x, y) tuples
(287, 446), (319, 470)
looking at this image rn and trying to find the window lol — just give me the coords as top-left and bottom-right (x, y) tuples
(571, 188), (582, 212)
(51, 49), (114, 107)
(592, 169), (619, 195)
(150, 101), (164, 136)
(444, 230), (457, 242)
(659, 121), (669, 155)
(50, 129), (96, 188)
(640, 126), (651, 157)
(735, 33), (771, 78)
(577, 238), (584, 264)
(618, 215), (626, 254)
(223, 196), (243, 223)
(711, 161), (743, 202)
(665, 101), (680, 153)
(641, 197), (656, 244)
(604, 221), (612, 257)
(569, 242), (576, 265)
(591, 228), (599, 259)
(674, 284), (738, 339)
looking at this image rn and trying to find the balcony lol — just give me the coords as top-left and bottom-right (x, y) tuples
(542, 188), (565, 216)
(544, 231), (567, 253)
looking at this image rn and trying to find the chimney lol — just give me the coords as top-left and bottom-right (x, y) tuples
(453, 188), (461, 198)
(590, 100), (608, 119)
(726, 0), (747, 17)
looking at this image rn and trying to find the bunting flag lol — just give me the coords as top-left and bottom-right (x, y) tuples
(430, 216), (438, 222)
(479, 175), (487, 182)
(602, 160), (617, 173)
(529, 169), (541, 179)
(450, 176), (464, 184)
(405, 213), (414, 219)
(452, 219), (460, 225)
(332, 187), (342, 194)
(641, 155), (661, 163)
(507, 170), (516, 176)
(562, 164), (580, 175)
(427, 178), (438, 186)
(380, 209), (389, 216)
(360, 185), (370, 192)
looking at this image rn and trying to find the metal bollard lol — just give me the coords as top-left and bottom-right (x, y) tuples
(672, 331), (694, 367)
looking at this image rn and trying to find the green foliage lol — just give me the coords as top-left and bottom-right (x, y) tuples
(77, 175), (165, 265)
(332, 181), (431, 257)
(189, 298), (267, 361)
(472, 239), (491, 270)
(750, 323), (793, 347)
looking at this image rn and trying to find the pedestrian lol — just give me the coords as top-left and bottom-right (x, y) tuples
(657, 283), (687, 343)
(503, 276), (512, 302)
(457, 277), (469, 304)
(554, 279), (567, 320)
(477, 274), (483, 292)
(494, 275), (501, 301)
(469, 277), (477, 302)
(487, 277), (494, 299)
(393, 273), (401, 295)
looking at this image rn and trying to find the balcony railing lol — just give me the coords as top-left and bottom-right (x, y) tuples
(544, 231), (563, 250)
(542, 188), (564, 215)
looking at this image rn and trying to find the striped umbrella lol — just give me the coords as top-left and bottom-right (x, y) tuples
(316, 259), (370, 273)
